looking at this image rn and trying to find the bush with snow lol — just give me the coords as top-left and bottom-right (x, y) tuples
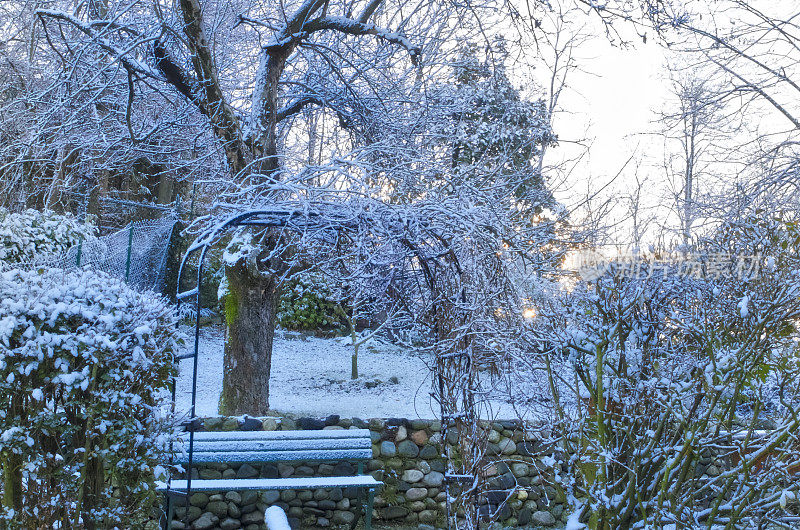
(541, 241), (800, 528)
(277, 272), (343, 331)
(0, 267), (180, 528)
(0, 208), (95, 264)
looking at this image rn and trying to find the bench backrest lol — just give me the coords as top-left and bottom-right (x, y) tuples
(172, 428), (373, 464)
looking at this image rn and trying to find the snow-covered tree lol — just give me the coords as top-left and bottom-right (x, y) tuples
(0, 268), (180, 528)
(445, 40), (555, 216)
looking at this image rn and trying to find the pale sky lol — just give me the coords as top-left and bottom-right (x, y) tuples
(539, 2), (800, 247)
(536, 22), (670, 244)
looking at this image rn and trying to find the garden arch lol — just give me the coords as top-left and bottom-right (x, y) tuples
(170, 206), (483, 527)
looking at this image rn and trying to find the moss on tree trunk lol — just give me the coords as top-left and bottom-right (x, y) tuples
(220, 261), (280, 415)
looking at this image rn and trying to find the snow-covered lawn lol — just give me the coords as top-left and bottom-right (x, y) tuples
(174, 325), (568, 421)
(175, 325), (441, 418)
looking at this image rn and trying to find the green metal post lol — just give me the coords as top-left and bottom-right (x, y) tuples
(125, 223), (134, 282)
(365, 488), (375, 530)
(75, 238), (83, 267)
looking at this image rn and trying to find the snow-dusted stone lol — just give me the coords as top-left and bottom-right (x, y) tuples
(498, 437), (517, 455)
(380, 441), (397, 457)
(332, 510), (356, 524)
(422, 471), (444, 487)
(410, 430), (429, 446)
(205, 417), (224, 431)
(206, 500), (229, 517)
(190, 493), (210, 507)
(222, 417), (240, 431)
(239, 416), (263, 431)
(224, 491), (242, 504)
(488, 429), (501, 443)
(398, 440), (420, 458)
(262, 490), (281, 504)
(241, 490), (259, 505)
(511, 463), (529, 477)
(297, 417), (326, 430)
(532, 510), (556, 526)
(381, 506), (409, 519)
(403, 469), (424, 483)
(419, 445), (438, 459)
(409, 500), (426, 512)
(236, 464), (259, 479)
(406, 488), (428, 501)
(193, 514), (215, 530)
(220, 517), (242, 530)
(395, 425), (408, 442)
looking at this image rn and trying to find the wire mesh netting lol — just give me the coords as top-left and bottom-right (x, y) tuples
(17, 216), (178, 293)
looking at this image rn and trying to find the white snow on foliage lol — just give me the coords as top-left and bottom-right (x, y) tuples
(0, 208), (95, 264)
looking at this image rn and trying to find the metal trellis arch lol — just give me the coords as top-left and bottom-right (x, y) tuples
(167, 207), (480, 529)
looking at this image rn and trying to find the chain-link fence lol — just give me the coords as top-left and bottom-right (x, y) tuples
(24, 216), (178, 293)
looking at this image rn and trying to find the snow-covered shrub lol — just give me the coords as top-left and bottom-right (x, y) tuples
(0, 267), (180, 528)
(542, 242), (800, 528)
(0, 208), (95, 264)
(277, 272), (343, 331)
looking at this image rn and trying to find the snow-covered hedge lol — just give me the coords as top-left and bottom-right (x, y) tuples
(0, 267), (180, 527)
(0, 208), (95, 264)
(278, 272), (343, 331)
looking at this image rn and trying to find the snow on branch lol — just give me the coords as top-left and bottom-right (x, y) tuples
(34, 9), (161, 80)
(302, 16), (421, 63)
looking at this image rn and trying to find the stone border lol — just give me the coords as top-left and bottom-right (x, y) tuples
(169, 415), (572, 529)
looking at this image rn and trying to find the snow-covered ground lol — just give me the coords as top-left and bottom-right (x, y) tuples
(174, 325), (567, 420)
(175, 325), (442, 418)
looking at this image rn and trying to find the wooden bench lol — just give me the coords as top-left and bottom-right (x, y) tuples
(159, 429), (381, 529)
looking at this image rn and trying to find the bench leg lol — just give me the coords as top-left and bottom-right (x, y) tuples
(352, 487), (364, 530)
(365, 488), (375, 530)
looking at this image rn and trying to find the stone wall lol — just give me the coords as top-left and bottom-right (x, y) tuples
(168, 415), (572, 529)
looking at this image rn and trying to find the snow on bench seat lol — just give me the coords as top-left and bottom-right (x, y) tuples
(170, 428), (373, 463)
(157, 475), (382, 493)
(185, 429), (371, 441)
(162, 428), (381, 529)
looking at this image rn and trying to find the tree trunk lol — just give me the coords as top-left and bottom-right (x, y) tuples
(220, 262), (280, 415)
(2, 452), (21, 513)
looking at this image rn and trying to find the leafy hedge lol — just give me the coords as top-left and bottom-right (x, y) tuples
(0, 267), (180, 528)
(278, 272), (343, 331)
(0, 208), (95, 264)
